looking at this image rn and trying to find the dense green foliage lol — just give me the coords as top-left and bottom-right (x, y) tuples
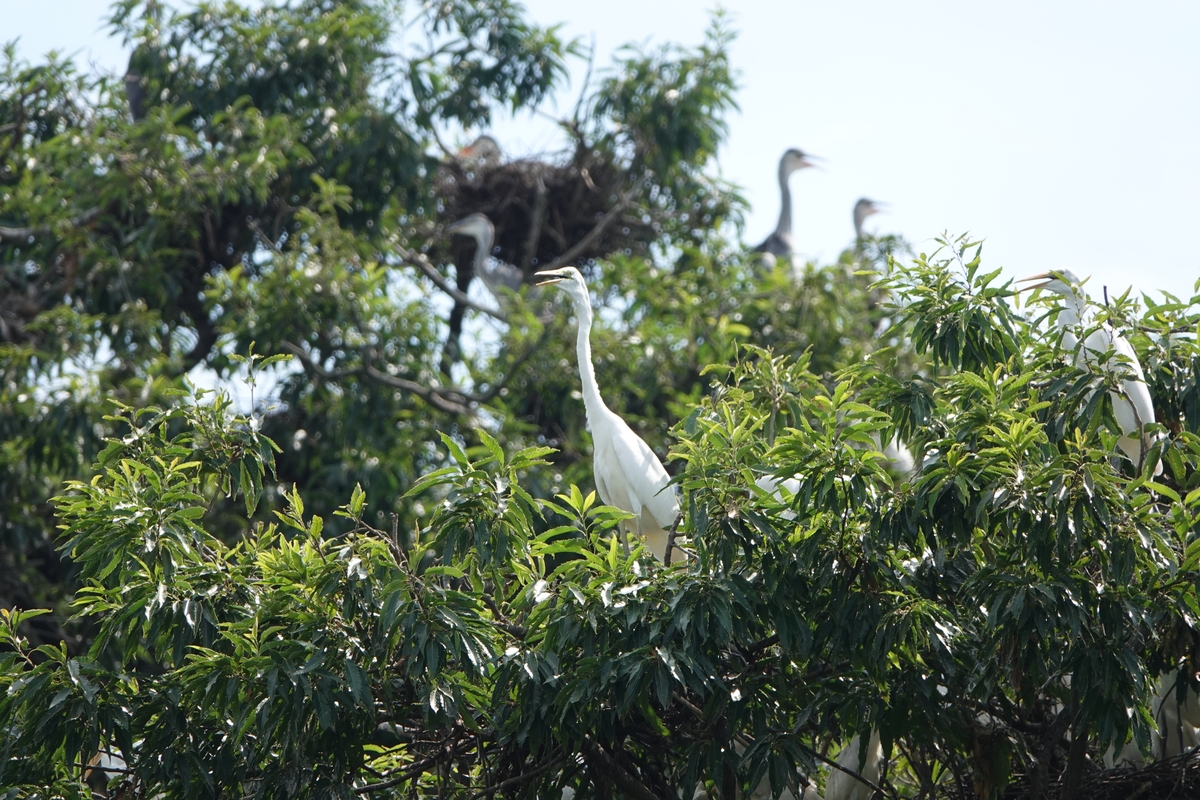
(7, 2), (1200, 799)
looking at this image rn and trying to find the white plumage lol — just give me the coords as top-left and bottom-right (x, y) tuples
(535, 267), (679, 561)
(1020, 269), (1161, 476)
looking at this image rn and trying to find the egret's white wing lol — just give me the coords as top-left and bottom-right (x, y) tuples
(824, 730), (882, 800)
(609, 416), (678, 528)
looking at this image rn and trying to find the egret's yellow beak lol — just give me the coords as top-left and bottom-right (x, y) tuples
(1016, 272), (1053, 290)
(534, 269), (568, 286)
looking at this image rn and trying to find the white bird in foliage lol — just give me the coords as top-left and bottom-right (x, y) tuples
(444, 213), (526, 305)
(824, 731), (883, 800)
(1020, 269), (1161, 476)
(535, 267), (680, 561)
(752, 148), (820, 265)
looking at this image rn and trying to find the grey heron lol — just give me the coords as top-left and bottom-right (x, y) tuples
(458, 135), (502, 168)
(752, 148), (819, 265)
(534, 267), (680, 562)
(444, 213), (526, 305)
(852, 198), (885, 241)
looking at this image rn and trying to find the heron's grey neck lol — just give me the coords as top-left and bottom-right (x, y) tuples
(853, 208), (867, 240)
(572, 294), (609, 423)
(471, 230), (493, 276)
(775, 162), (793, 237)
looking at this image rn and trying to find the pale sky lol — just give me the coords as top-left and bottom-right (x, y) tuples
(7, 0), (1200, 304)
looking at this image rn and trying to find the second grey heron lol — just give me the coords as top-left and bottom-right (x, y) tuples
(853, 198), (885, 241)
(444, 213), (525, 305)
(752, 148), (819, 265)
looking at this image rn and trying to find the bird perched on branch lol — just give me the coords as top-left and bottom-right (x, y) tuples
(752, 148), (820, 267)
(444, 213), (526, 306)
(1019, 269), (1161, 475)
(535, 267), (679, 561)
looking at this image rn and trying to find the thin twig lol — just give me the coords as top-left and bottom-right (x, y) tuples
(663, 513), (683, 566)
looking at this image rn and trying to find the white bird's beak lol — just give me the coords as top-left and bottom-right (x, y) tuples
(1015, 272), (1053, 290)
(444, 219), (468, 235)
(534, 269), (569, 286)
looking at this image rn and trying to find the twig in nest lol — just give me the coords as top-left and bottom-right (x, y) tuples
(541, 181), (641, 271)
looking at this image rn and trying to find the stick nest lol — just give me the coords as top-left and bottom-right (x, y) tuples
(430, 142), (653, 281)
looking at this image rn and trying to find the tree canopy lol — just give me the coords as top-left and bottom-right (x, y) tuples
(5, 2), (1200, 800)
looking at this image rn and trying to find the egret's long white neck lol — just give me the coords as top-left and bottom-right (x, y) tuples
(775, 161), (793, 237)
(571, 288), (609, 423)
(1055, 288), (1088, 329)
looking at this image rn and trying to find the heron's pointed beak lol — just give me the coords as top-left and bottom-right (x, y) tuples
(534, 269), (568, 286)
(800, 154), (824, 170)
(444, 219), (468, 235)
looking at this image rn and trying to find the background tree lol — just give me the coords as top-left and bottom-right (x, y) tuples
(16, 2), (1200, 800)
(0, 0), (880, 649)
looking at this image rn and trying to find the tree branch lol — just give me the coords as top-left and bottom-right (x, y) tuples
(283, 341), (475, 416)
(397, 245), (507, 322)
(0, 207), (102, 242)
(663, 513), (683, 566)
(356, 735), (476, 794)
(581, 735), (663, 800)
(468, 752), (565, 800)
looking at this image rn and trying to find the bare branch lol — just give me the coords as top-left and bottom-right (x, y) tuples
(397, 245), (508, 322)
(428, 124), (459, 161)
(663, 513), (683, 565)
(283, 341), (475, 416)
(581, 735), (663, 800)
(0, 207), (102, 242)
(468, 753), (566, 800)
(355, 734), (477, 794)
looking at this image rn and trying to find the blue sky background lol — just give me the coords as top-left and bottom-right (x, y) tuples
(7, 0), (1200, 304)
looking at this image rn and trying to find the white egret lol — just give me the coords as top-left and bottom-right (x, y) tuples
(534, 267), (680, 561)
(752, 149), (820, 265)
(824, 731), (883, 800)
(1019, 269), (1161, 476)
(444, 213), (526, 305)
